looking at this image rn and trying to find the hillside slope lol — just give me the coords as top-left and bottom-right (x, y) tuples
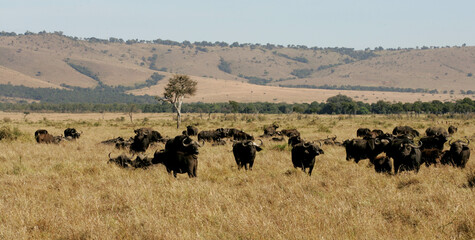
(0, 32), (474, 103)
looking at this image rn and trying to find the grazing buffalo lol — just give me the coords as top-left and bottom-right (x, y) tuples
(373, 155), (392, 174)
(392, 126), (420, 138)
(198, 130), (226, 142)
(233, 130), (254, 141)
(232, 139), (263, 170)
(448, 125), (458, 135)
(182, 125), (198, 136)
(64, 128), (81, 139)
(291, 142), (324, 176)
(425, 126), (449, 138)
(281, 129), (300, 137)
(356, 128), (371, 137)
(441, 138), (470, 168)
(342, 138), (389, 163)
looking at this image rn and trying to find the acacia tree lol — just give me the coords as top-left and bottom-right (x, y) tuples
(160, 74), (197, 129)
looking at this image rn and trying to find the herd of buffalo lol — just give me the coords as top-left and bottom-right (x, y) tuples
(33, 123), (470, 178)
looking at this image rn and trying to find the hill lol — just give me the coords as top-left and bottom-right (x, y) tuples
(0, 31), (474, 103)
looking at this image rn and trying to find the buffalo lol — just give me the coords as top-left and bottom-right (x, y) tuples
(232, 139), (263, 170)
(291, 141), (324, 176)
(108, 153), (133, 168)
(425, 126), (449, 138)
(448, 125), (458, 135)
(64, 128), (81, 139)
(356, 128), (371, 137)
(373, 155), (392, 174)
(233, 130), (254, 141)
(342, 137), (389, 163)
(35, 129), (61, 144)
(392, 126), (420, 138)
(198, 130), (226, 142)
(387, 139), (422, 174)
(261, 123), (280, 137)
(421, 148), (442, 167)
(281, 129), (300, 137)
(441, 138), (470, 168)
(288, 134), (303, 147)
(130, 128), (164, 153)
(182, 125), (198, 136)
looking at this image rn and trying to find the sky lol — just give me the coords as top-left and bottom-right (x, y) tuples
(1, 0), (474, 50)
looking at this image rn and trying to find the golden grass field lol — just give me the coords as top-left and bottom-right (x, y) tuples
(0, 112), (474, 239)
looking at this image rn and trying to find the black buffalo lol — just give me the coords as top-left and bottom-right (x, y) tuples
(425, 126), (449, 138)
(420, 135), (448, 151)
(198, 130), (226, 142)
(373, 155), (392, 174)
(233, 130), (254, 141)
(421, 148), (442, 167)
(291, 142), (324, 176)
(232, 139), (263, 170)
(392, 126), (420, 138)
(281, 129), (300, 137)
(35, 129), (61, 144)
(356, 128), (371, 137)
(182, 125), (198, 136)
(342, 138), (389, 163)
(108, 153), (133, 168)
(130, 128), (163, 153)
(64, 128), (81, 139)
(261, 123), (280, 137)
(387, 139), (422, 174)
(441, 138), (470, 168)
(448, 125), (458, 135)
(288, 134), (303, 147)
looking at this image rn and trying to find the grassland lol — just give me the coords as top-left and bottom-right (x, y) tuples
(0, 112), (474, 239)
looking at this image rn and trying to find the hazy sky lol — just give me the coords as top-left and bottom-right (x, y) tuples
(1, 0), (474, 49)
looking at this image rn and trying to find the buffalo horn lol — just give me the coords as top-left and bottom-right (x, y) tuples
(182, 137), (191, 147)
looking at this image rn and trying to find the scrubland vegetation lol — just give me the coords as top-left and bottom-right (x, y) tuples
(0, 112), (474, 239)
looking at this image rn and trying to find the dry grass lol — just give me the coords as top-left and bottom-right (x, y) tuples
(0, 112), (474, 239)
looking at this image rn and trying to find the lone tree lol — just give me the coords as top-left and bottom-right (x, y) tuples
(160, 74), (197, 129)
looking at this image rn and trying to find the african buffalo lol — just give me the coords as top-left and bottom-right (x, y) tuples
(288, 134), (303, 147)
(182, 125), (198, 136)
(373, 155), (392, 174)
(232, 139), (263, 170)
(64, 128), (81, 139)
(392, 126), (420, 138)
(35, 129), (61, 144)
(389, 140), (422, 174)
(342, 137), (389, 163)
(108, 153), (133, 168)
(291, 141), (324, 176)
(281, 129), (300, 137)
(356, 128), (371, 137)
(262, 123), (280, 137)
(198, 130), (226, 142)
(425, 126), (449, 138)
(233, 130), (254, 141)
(448, 125), (458, 135)
(441, 138), (470, 168)
(421, 148), (442, 167)
(157, 151), (198, 177)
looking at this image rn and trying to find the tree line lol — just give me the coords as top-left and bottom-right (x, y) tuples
(1, 95), (474, 114)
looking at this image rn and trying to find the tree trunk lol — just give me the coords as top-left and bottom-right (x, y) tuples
(175, 96), (184, 129)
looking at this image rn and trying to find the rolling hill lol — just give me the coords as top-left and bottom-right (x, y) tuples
(0, 32), (474, 103)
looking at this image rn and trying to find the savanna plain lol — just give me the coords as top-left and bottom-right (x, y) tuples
(0, 112), (474, 240)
